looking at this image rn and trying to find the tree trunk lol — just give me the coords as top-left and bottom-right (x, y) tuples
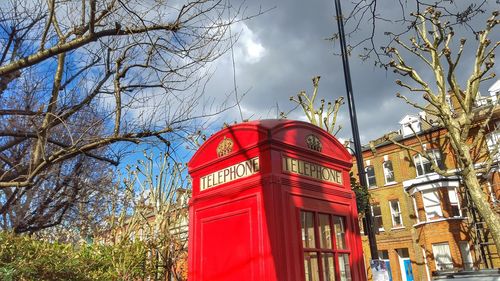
(462, 168), (500, 255)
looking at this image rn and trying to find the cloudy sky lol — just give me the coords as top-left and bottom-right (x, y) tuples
(197, 0), (499, 144)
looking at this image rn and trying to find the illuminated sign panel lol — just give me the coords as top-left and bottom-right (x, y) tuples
(200, 157), (260, 191)
(282, 156), (342, 185)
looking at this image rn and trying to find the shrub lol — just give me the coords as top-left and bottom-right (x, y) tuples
(0, 232), (150, 281)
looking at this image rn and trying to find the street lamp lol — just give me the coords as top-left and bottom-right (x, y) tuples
(332, 0), (379, 261)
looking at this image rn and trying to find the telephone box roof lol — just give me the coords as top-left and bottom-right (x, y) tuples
(188, 119), (352, 172)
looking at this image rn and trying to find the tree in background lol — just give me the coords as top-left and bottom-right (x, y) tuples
(339, 1), (500, 252)
(287, 76), (370, 215)
(385, 6), (500, 256)
(0, 0), (253, 233)
(289, 76), (344, 136)
(104, 151), (190, 281)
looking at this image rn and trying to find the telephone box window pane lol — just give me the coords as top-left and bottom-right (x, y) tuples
(338, 254), (352, 281)
(319, 214), (332, 249)
(301, 211), (316, 248)
(333, 216), (346, 250)
(304, 252), (320, 281)
(322, 253), (336, 281)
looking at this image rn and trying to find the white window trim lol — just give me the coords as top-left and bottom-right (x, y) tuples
(413, 150), (443, 177)
(432, 243), (453, 271)
(422, 190), (443, 221)
(365, 166), (377, 188)
(390, 200), (404, 228)
(412, 197), (420, 223)
(383, 160), (397, 185)
(413, 217), (467, 227)
(447, 187), (462, 217)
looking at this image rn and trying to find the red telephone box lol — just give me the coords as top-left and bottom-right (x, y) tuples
(188, 120), (366, 281)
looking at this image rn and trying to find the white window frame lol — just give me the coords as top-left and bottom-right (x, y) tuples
(447, 187), (462, 217)
(432, 243), (453, 271)
(422, 190), (443, 220)
(383, 160), (396, 185)
(413, 150), (443, 177)
(389, 200), (404, 228)
(486, 130), (499, 163)
(412, 196), (420, 223)
(458, 241), (473, 270)
(371, 204), (384, 232)
(365, 165), (377, 188)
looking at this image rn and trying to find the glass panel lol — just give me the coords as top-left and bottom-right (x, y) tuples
(432, 150), (445, 170)
(338, 254), (352, 281)
(413, 155), (424, 176)
(365, 166), (376, 187)
(383, 161), (395, 183)
(422, 191), (443, 219)
(378, 250), (389, 260)
(322, 253), (336, 281)
(371, 204), (384, 231)
(301, 211), (316, 248)
(304, 252), (320, 281)
(333, 216), (346, 249)
(448, 188), (461, 217)
(390, 201), (403, 227)
(432, 243), (453, 271)
(398, 248), (409, 258)
(422, 158), (433, 174)
(319, 214), (332, 249)
(459, 242), (473, 270)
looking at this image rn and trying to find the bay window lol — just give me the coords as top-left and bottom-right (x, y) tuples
(422, 190), (443, 220)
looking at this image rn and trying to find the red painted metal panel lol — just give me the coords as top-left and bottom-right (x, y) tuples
(188, 120), (366, 281)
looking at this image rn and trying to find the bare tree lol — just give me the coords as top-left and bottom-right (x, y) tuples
(0, 0), (253, 232)
(288, 76), (344, 136)
(332, 0), (500, 255)
(373, 6), (500, 252)
(334, 0), (491, 65)
(104, 151), (190, 281)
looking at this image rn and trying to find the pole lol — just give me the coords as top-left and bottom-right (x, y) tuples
(333, 0), (379, 260)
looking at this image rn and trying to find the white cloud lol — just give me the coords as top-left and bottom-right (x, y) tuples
(232, 22), (266, 64)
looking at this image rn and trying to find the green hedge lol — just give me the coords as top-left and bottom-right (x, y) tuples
(0, 232), (149, 281)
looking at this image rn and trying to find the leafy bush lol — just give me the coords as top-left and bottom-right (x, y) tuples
(0, 232), (151, 281)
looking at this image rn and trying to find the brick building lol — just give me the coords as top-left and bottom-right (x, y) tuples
(355, 81), (500, 281)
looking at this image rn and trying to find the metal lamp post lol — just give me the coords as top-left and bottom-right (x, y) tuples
(332, 0), (379, 261)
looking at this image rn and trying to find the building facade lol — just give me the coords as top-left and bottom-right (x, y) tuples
(356, 82), (500, 281)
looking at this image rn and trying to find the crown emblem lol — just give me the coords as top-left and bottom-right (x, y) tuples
(217, 136), (234, 157)
(306, 134), (322, 152)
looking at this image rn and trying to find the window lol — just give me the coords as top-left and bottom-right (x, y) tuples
(383, 160), (395, 184)
(371, 204), (384, 232)
(447, 187), (461, 217)
(413, 150), (444, 176)
(486, 129), (499, 163)
(389, 200), (403, 228)
(378, 250), (389, 260)
(422, 190), (443, 220)
(378, 250), (393, 281)
(365, 166), (376, 188)
(300, 211), (352, 281)
(432, 243), (453, 271)
(459, 242), (473, 270)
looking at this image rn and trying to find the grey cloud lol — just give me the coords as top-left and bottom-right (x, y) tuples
(201, 0), (499, 144)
